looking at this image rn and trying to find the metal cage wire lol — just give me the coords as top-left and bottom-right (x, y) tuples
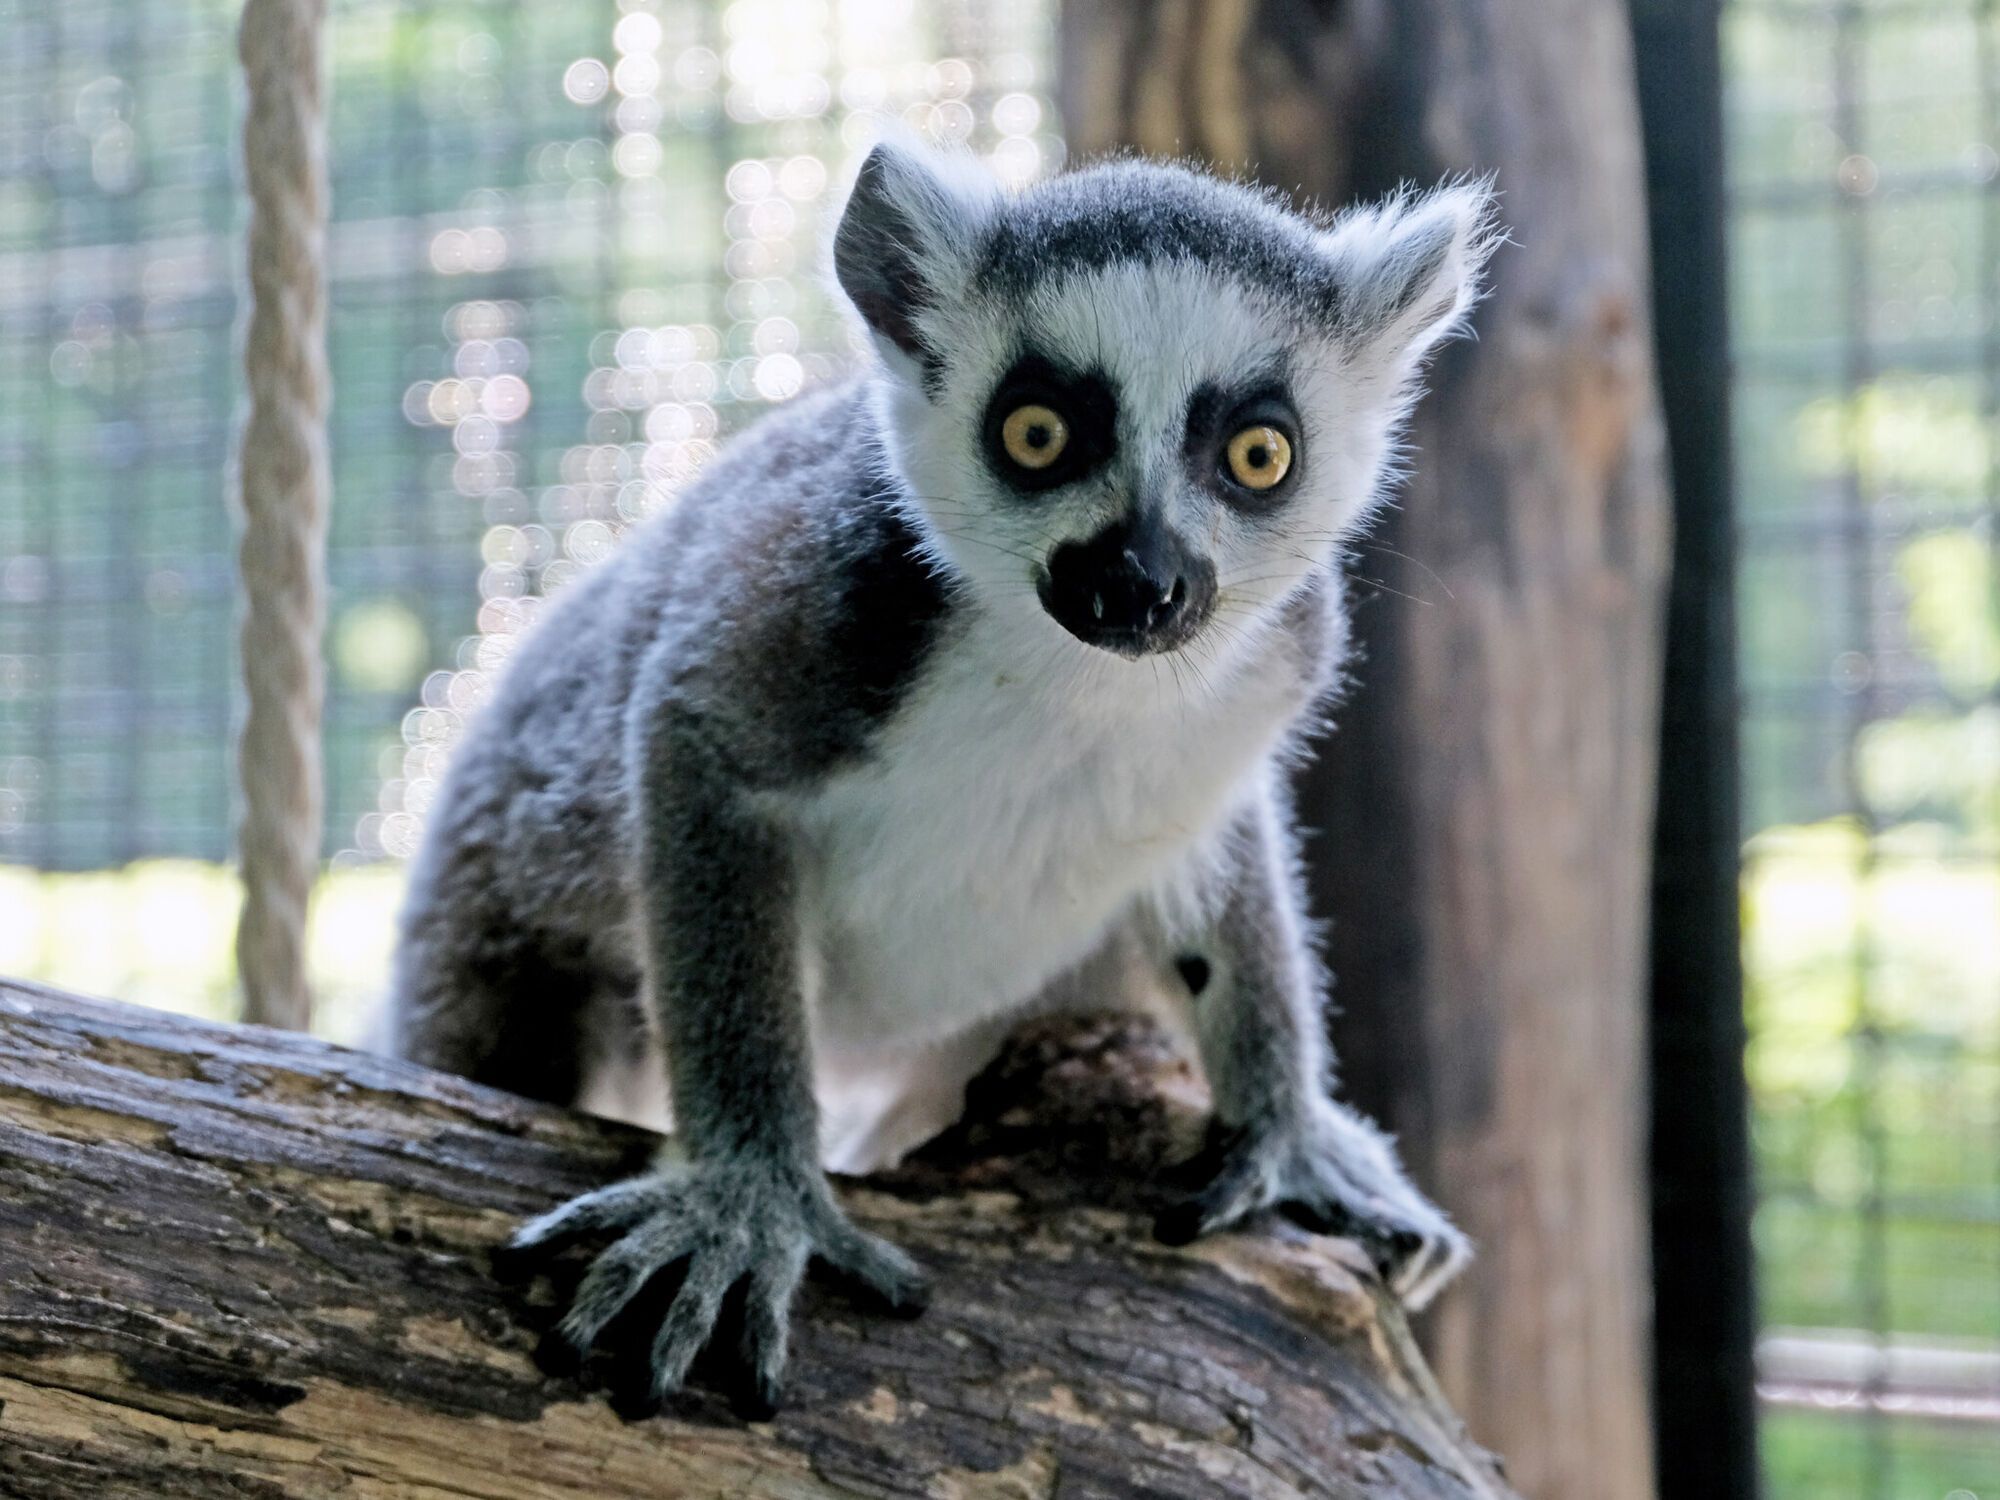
(0, 0), (1055, 877)
(1728, 0), (2000, 1494)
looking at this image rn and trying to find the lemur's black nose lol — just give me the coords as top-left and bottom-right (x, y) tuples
(1039, 514), (1214, 655)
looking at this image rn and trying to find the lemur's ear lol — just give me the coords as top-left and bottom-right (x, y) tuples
(833, 134), (998, 373)
(1320, 179), (1501, 375)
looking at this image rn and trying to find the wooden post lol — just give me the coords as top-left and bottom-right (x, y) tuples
(1057, 5), (1672, 1498)
(0, 979), (1517, 1499)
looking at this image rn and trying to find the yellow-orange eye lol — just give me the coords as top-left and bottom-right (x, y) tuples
(1000, 404), (1069, 470)
(1225, 425), (1292, 491)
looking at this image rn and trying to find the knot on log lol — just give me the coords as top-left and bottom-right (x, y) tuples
(897, 1013), (1203, 1198)
(0, 980), (1513, 1498)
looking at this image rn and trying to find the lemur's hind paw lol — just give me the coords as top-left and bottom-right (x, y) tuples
(1154, 1108), (1472, 1312)
(502, 1164), (928, 1417)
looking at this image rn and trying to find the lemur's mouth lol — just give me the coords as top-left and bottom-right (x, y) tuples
(1036, 517), (1216, 657)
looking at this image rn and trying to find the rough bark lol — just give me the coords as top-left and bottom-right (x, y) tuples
(0, 978), (1515, 1500)
(1058, 6), (1671, 1500)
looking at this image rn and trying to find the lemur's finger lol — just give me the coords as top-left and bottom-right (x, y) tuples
(733, 1242), (807, 1420)
(1299, 1196), (1425, 1281)
(1397, 1227), (1472, 1311)
(1388, 1231), (1437, 1300)
(1397, 1248), (1442, 1308)
(503, 1176), (677, 1274)
(1152, 1197), (1206, 1246)
(817, 1220), (930, 1317)
(648, 1247), (740, 1400)
(553, 1215), (699, 1356)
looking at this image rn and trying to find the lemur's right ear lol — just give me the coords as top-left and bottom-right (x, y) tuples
(833, 135), (998, 374)
(1318, 178), (1502, 382)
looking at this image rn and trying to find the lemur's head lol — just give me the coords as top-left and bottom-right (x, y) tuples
(831, 134), (1498, 661)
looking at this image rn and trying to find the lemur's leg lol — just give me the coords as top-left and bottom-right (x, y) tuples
(386, 850), (590, 1107)
(501, 701), (927, 1418)
(1153, 775), (1471, 1311)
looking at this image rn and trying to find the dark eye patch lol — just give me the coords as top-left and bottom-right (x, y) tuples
(1184, 375), (1303, 511)
(981, 353), (1118, 494)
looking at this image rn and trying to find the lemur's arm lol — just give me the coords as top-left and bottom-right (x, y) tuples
(501, 695), (927, 1417)
(1155, 774), (1470, 1310)
(636, 705), (816, 1171)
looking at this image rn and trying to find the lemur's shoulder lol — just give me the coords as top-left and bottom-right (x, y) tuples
(619, 379), (958, 787)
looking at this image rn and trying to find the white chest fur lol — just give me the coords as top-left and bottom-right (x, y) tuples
(784, 614), (1308, 1048)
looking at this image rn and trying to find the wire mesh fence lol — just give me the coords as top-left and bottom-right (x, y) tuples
(0, 0), (1054, 1026)
(1726, 1), (2000, 1494)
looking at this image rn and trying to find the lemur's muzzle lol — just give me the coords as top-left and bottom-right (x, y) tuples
(1038, 512), (1216, 656)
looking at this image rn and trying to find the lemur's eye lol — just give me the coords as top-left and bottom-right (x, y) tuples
(1000, 404), (1069, 470)
(1225, 426), (1292, 491)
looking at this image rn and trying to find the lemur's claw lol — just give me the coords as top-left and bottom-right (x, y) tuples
(488, 1238), (541, 1286)
(607, 1370), (664, 1423)
(725, 1324), (785, 1424)
(509, 1166), (922, 1415)
(1375, 1213), (1473, 1311)
(1150, 1199), (1205, 1247)
(729, 1371), (782, 1422)
(1300, 1193), (1472, 1310)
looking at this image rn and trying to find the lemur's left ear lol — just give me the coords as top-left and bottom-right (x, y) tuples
(1319, 178), (1502, 375)
(833, 133), (999, 374)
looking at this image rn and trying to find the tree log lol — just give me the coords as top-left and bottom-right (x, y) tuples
(1058, 6), (1671, 1498)
(0, 978), (1514, 1499)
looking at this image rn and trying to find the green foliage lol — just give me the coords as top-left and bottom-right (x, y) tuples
(1793, 379), (1992, 498)
(1745, 821), (2000, 1336)
(1764, 1407), (1996, 1500)
(1857, 707), (2000, 839)
(1898, 533), (2000, 701)
(333, 599), (431, 696)
(0, 860), (402, 1046)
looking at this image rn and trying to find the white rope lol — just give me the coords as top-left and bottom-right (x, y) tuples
(232, 0), (330, 1031)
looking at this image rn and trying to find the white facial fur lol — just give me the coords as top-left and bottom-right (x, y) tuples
(886, 266), (1358, 676)
(834, 137), (1498, 678)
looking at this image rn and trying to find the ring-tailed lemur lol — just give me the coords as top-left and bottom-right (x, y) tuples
(386, 133), (1498, 1416)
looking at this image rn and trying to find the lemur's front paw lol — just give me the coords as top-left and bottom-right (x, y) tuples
(499, 1164), (928, 1418)
(1154, 1108), (1471, 1311)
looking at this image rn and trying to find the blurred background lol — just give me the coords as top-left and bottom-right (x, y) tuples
(0, 1), (1992, 1497)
